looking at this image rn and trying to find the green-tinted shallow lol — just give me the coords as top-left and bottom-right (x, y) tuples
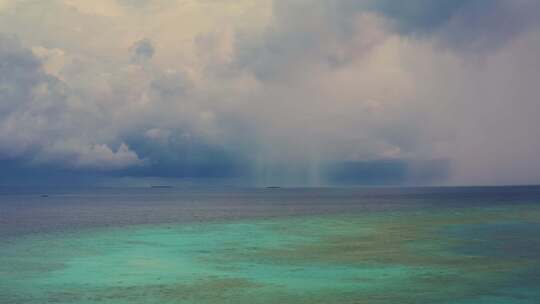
(2, 205), (540, 303)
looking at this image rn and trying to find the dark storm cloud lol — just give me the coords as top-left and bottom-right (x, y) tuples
(0, 159), (103, 186)
(257, 0), (540, 60)
(369, 0), (540, 49)
(368, 0), (471, 32)
(0, 35), (68, 159)
(324, 159), (450, 186)
(235, 0), (540, 81)
(122, 131), (247, 179)
(0, 36), (49, 113)
(438, 0), (540, 50)
(131, 38), (155, 62)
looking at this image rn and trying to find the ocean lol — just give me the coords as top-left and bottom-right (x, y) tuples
(1, 186), (540, 303)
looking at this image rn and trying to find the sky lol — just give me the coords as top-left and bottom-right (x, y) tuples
(1, 0), (540, 186)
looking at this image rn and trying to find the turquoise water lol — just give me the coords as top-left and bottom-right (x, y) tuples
(1, 187), (540, 303)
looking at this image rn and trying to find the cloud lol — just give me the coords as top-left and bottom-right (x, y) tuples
(324, 159), (450, 186)
(0, 35), (66, 157)
(369, 0), (540, 51)
(131, 38), (155, 63)
(57, 142), (143, 170)
(368, 0), (471, 32)
(0, 35), (144, 170)
(218, 0), (540, 185)
(31, 46), (67, 78)
(0, 1), (540, 186)
(431, 0), (540, 51)
(62, 0), (125, 17)
(144, 128), (170, 143)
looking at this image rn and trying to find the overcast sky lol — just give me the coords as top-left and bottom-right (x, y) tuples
(1, 0), (540, 186)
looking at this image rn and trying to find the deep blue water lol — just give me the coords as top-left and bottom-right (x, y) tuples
(2, 186), (540, 237)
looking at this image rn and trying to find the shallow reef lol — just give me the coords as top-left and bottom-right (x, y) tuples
(2, 205), (540, 303)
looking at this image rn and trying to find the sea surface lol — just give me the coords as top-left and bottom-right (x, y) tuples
(1, 186), (540, 303)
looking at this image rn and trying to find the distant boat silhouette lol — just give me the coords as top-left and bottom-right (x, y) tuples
(266, 186), (281, 189)
(150, 185), (173, 188)
(40, 194), (49, 197)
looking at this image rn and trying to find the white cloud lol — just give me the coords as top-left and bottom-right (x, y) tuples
(144, 128), (170, 143)
(31, 46), (67, 79)
(69, 143), (144, 170)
